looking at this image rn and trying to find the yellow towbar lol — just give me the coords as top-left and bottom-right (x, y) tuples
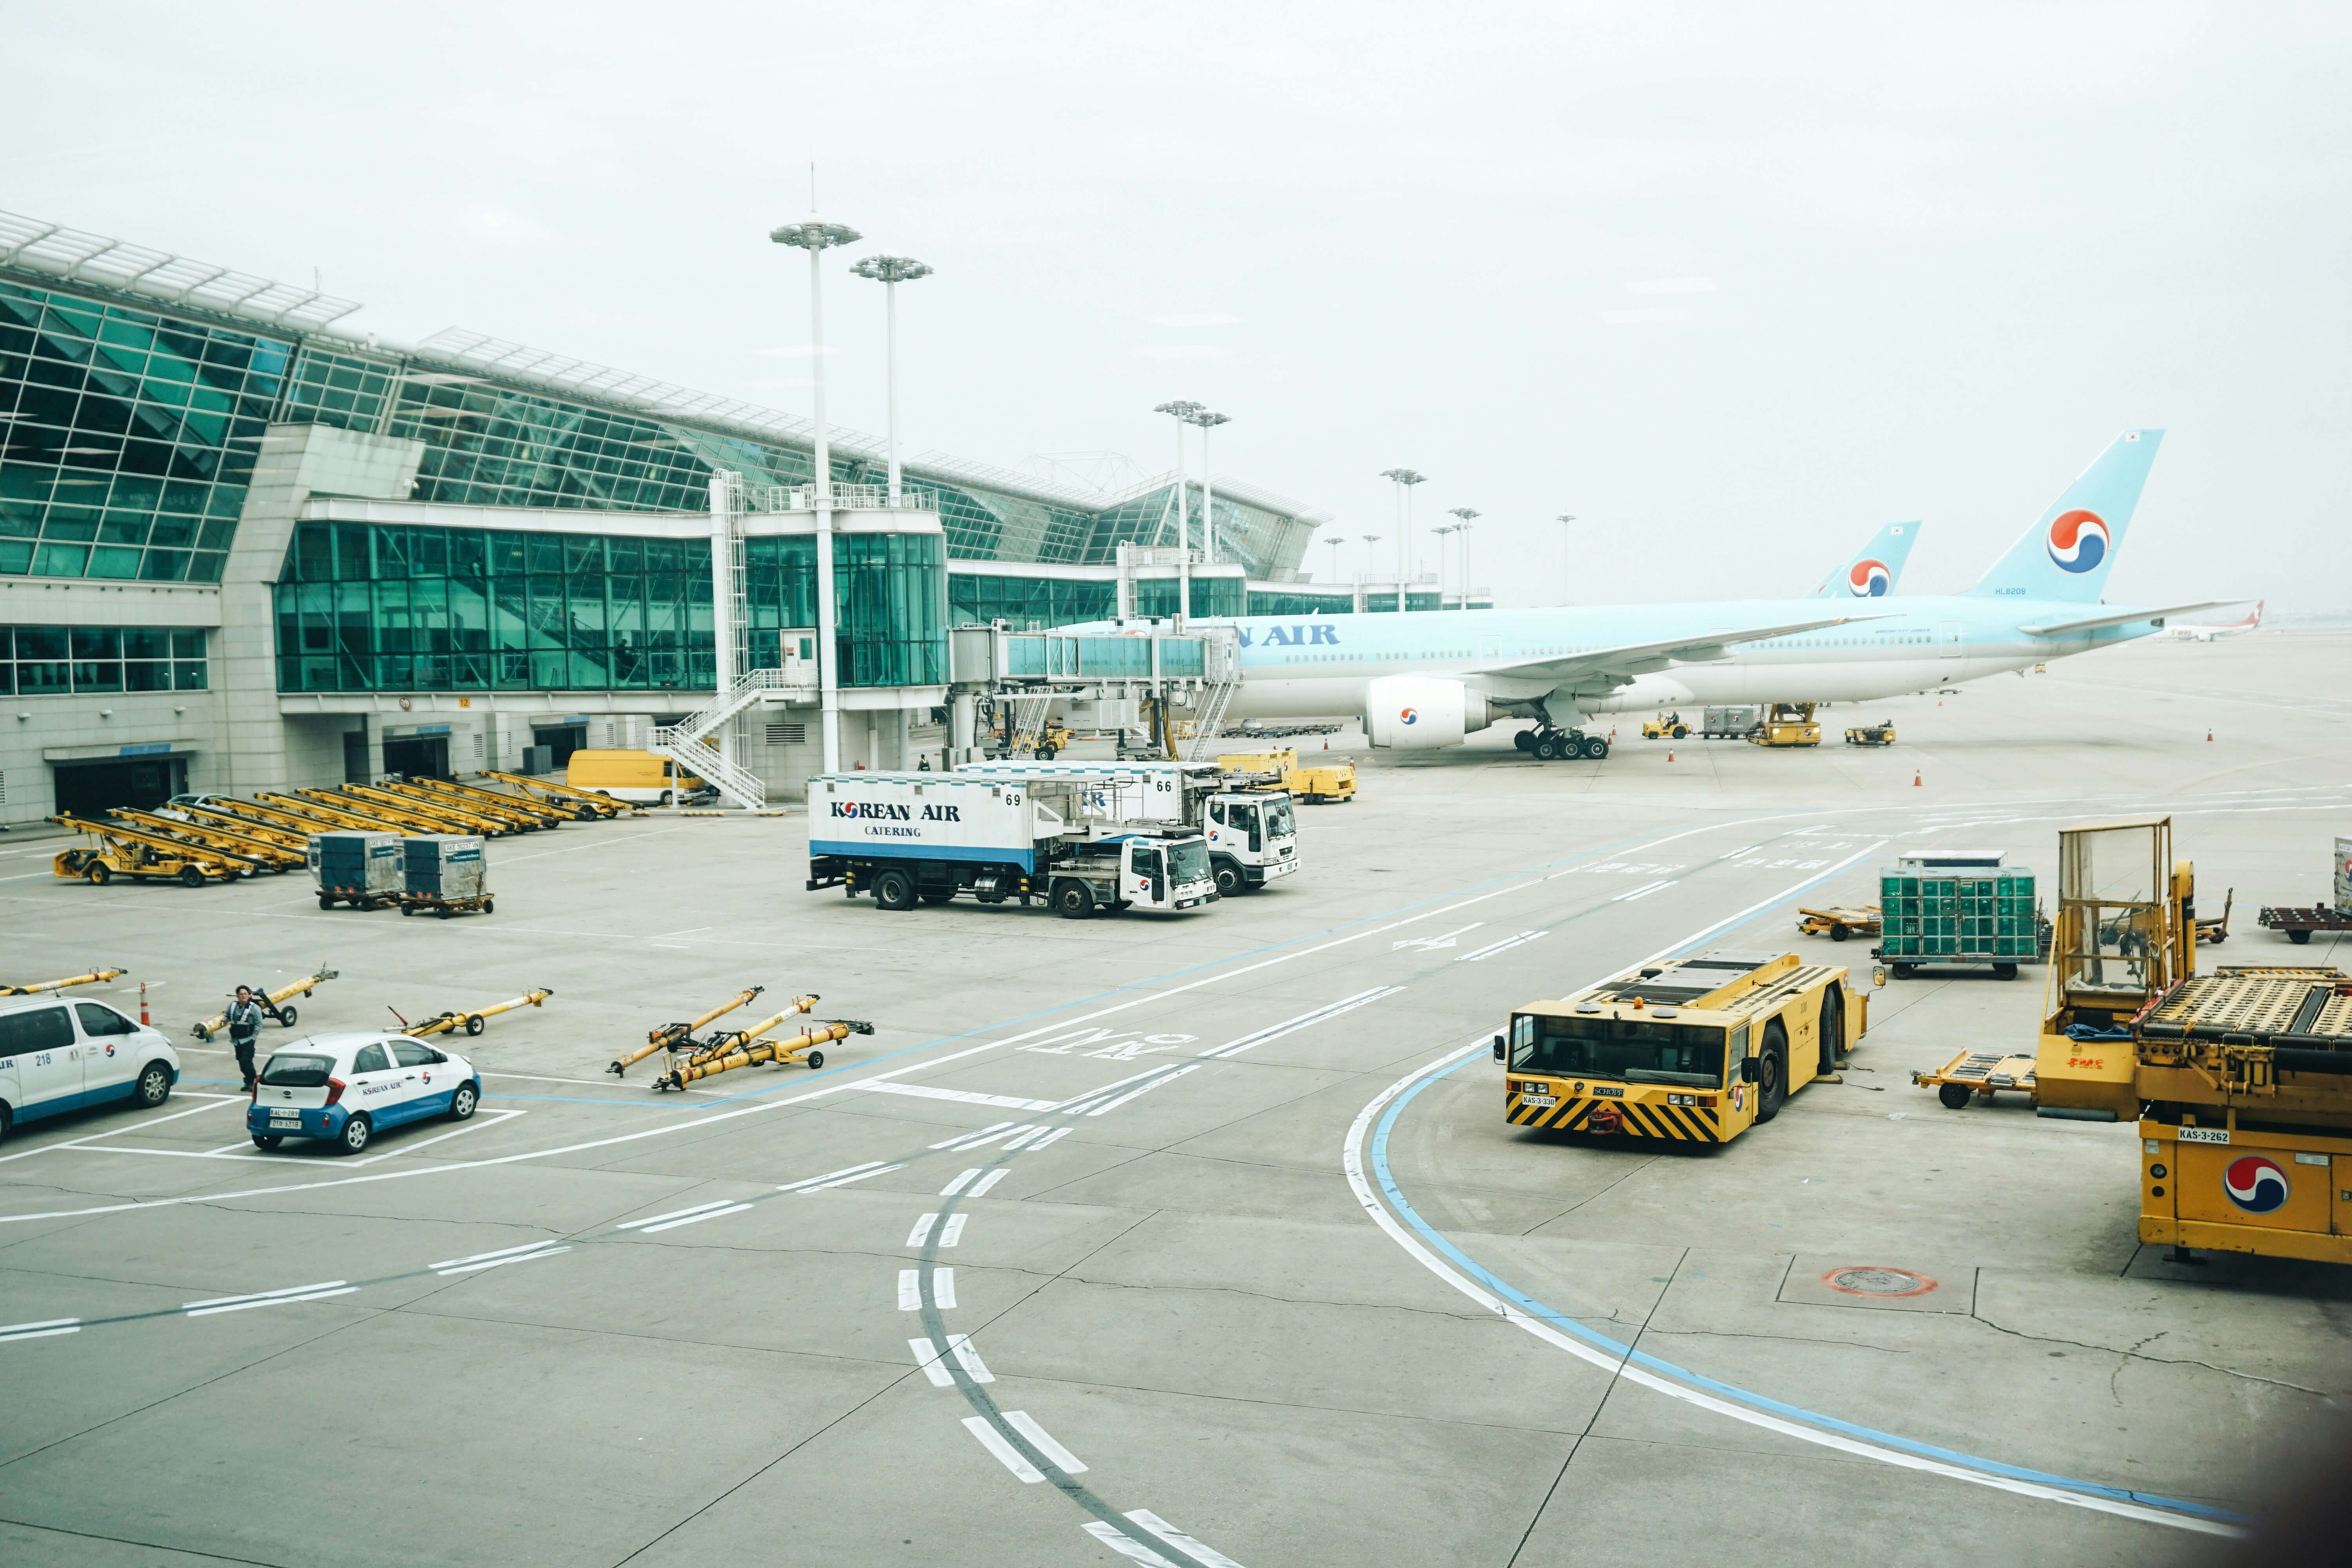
(192, 967), (339, 1041)
(395, 987), (554, 1039)
(1, 967), (126, 997)
(608, 986), (766, 1076)
(662, 1015), (869, 1091)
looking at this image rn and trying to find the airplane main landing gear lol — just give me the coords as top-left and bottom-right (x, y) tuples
(1517, 726), (1609, 761)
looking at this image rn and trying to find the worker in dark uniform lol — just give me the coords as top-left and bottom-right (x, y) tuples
(226, 985), (265, 1093)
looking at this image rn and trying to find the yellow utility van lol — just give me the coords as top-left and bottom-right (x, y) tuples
(564, 750), (706, 805)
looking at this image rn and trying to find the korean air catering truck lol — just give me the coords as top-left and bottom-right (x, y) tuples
(806, 771), (1219, 920)
(954, 758), (1299, 898)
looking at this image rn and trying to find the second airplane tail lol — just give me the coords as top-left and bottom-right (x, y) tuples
(1966, 430), (2164, 603)
(1811, 521), (1921, 599)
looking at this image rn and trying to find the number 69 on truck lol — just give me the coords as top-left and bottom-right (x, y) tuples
(1492, 951), (1866, 1143)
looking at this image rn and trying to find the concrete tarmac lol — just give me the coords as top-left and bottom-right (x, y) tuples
(2, 630), (2348, 1566)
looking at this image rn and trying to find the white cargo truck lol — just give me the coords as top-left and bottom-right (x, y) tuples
(954, 758), (1300, 898)
(805, 771), (1218, 920)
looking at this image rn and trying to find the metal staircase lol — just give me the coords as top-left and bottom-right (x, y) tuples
(1000, 692), (1057, 756)
(651, 668), (808, 809)
(1180, 674), (1238, 762)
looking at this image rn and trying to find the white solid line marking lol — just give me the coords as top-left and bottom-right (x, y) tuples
(183, 1279), (349, 1310)
(1084, 1522), (1176, 1566)
(1046, 1062), (1191, 1114)
(929, 1121), (1014, 1150)
(1024, 1126), (1073, 1153)
(1088, 1065), (1199, 1116)
(968, 1169), (1009, 1198)
(1612, 879), (1671, 901)
(1003, 1409), (1086, 1474)
(435, 1246), (568, 1276)
(934, 1267), (957, 1308)
(940, 1214), (967, 1248)
(858, 1082), (1062, 1111)
(1126, 1509), (1249, 1568)
(0, 1318), (81, 1343)
(185, 1286), (358, 1317)
(1200, 987), (1399, 1058)
(898, 1269), (922, 1310)
(907, 1213), (938, 1247)
(430, 1239), (566, 1269)
(946, 1124), (1033, 1152)
(963, 1416), (1044, 1482)
(639, 1201), (753, 1233)
(801, 1162), (904, 1191)
(617, 1199), (735, 1230)
(940, 1168), (981, 1196)
(947, 1333), (992, 1383)
(777, 1160), (887, 1192)
(911, 1337), (954, 1387)
(1001, 1125), (1045, 1152)
(0, 1095), (241, 1164)
(1457, 931), (1548, 963)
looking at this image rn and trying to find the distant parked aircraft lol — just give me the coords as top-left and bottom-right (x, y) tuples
(1809, 520), (1921, 599)
(2163, 601), (2263, 642)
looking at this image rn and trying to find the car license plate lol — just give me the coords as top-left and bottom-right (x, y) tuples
(1178, 898), (1198, 909)
(2177, 1127), (2229, 1144)
(1519, 1094), (1559, 1107)
(270, 1110), (301, 1127)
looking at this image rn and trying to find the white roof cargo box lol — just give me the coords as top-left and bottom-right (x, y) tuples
(1896, 849), (2006, 869)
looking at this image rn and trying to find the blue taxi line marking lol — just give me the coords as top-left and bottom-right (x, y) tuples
(1367, 1060), (2238, 1526)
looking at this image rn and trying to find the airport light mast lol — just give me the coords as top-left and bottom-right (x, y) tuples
(1154, 400), (1204, 623)
(772, 214), (862, 774)
(1325, 535), (1345, 584)
(1557, 514), (1577, 603)
(1183, 408), (1231, 568)
(1378, 468), (1425, 593)
(1359, 534), (1382, 586)
(849, 255), (932, 506)
(1446, 507), (1479, 609)
(1431, 524), (1456, 606)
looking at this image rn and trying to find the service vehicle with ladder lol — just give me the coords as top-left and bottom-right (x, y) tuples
(808, 770), (1219, 920)
(1495, 950), (1866, 1143)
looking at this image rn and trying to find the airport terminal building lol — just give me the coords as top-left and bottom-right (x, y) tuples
(0, 211), (1474, 825)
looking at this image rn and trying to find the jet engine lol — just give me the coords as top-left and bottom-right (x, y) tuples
(1364, 676), (1494, 749)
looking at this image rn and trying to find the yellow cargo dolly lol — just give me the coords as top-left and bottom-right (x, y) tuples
(399, 890), (494, 919)
(391, 987), (553, 1039)
(1797, 904), (1882, 942)
(49, 813), (245, 887)
(192, 967), (339, 1040)
(2, 967), (126, 997)
(478, 769), (640, 818)
(1911, 1051), (2039, 1110)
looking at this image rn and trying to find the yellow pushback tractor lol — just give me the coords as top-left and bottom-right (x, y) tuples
(2028, 815), (2352, 1265)
(1497, 950), (1866, 1142)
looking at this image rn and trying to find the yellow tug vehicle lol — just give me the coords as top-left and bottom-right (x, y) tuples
(1497, 950), (1866, 1143)
(2031, 815), (2352, 1265)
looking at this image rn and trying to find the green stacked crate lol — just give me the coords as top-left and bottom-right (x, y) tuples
(1879, 866), (2039, 964)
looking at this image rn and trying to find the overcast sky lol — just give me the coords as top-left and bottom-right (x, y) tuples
(13, 2), (2347, 611)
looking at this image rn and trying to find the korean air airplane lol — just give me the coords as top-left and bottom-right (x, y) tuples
(1136, 431), (2244, 761)
(1809, 520), (1921, 599)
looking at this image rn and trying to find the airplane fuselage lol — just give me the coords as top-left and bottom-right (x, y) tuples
(1208, 595), (2159, 724)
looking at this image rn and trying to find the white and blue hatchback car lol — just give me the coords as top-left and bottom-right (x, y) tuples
(249, 1032), (481, 1155)
(0, 993), (182, 1145)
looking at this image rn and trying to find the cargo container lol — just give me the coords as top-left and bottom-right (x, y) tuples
(1873, 864), (2049, 978)
(310, 831), (403, 910)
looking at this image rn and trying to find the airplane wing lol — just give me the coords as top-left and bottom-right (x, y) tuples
(2017, 600), (2248, 637)
(1464, 612), (1893, 693)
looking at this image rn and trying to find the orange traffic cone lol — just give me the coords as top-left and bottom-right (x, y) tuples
(139, 982), (150, 1027)
(1913, 771), (1922, 788)
(1668, 751), (1675, 763)
(2206, 730), (2212, 742)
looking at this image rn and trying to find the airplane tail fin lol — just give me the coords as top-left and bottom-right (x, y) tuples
(1965, 430), (2163, 602)
(1810, 521), (1921, 599)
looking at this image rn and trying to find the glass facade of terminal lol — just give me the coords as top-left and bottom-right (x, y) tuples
(0, 625), (206, 695)
(0, 280), (276, 583)
(275, 521), (944, 693)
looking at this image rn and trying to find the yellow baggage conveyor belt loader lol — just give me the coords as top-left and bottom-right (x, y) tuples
(48, 813), (245, 887)
(111, 808), (305, 874)
(365, 779), (528, 835)
(479, 769), (641, 819)
(401, 775), (568, 830)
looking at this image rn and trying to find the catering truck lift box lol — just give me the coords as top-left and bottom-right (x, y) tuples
(807, 771), (1219, 920)
(2027, 814), (2352, 1265)
(1495, 951), (1866, 1143)
(956, 757), (1299, 898)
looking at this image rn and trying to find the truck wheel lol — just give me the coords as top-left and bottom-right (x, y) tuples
(2288, 929), (2311, 945)
(1671, 726), (1687, 739)
(1036, 745), (1057, 761)
(1938, 1083), (1973, 1110)
(87, 863), (112, 886)
(1214, 862), (1244, 898)
(1830, 924), (1849, 941)
(873, 870), (917, 911)
(1754, 1026), (1789, 1122)
(180, 866), (207, 889)
(1053, 880), (1094, 920)
(1994, 962), (2018, 980)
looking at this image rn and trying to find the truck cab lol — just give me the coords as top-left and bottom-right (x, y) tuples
(1204, 791), (1298, 897)
(1079, 834), (1219, 915)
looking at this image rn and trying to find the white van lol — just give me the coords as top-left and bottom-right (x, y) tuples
(0, 993), (182, 1145)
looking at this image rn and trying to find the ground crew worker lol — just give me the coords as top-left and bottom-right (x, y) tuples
(226, 985), (265, 1091)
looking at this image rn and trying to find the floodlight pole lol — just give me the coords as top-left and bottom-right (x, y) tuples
(1431, 524), (1456, 608)
(851, 256), (933, 505)
(1556, 515), (1577, 603)
(1325, 535), (1344, 583)
(1185, 409), (1231, 572)
(1446, 507), (1479, 609)
(773, 214), (862, 773)
(1378, 468), (1425, 599)
(1154, 400), (1204, 624)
